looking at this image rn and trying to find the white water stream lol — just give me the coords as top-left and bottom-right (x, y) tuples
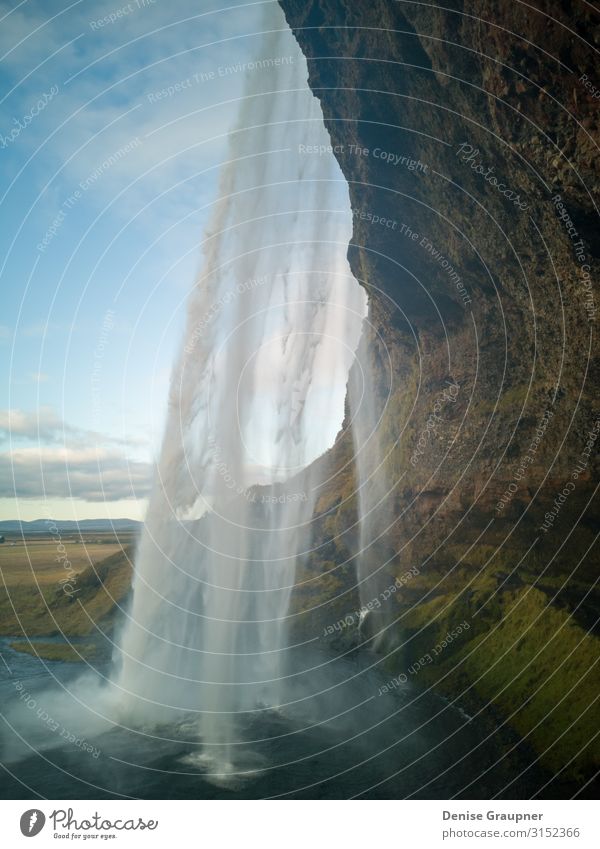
(113, 9), (368, 774)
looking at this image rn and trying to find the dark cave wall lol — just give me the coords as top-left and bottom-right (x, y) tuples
(281, 0), (599, 789)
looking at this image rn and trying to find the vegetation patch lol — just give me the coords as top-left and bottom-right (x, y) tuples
(9, 640), (101, 663)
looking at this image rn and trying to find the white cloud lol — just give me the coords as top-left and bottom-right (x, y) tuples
(0, 406), (64, 440)
(0, 406), (149, 447)
(2, 0), (275, 245)
(0, 444), (152, 501)
(0, 407), (153, 501)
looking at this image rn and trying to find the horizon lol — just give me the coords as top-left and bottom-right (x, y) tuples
(0, 516), (142, 523)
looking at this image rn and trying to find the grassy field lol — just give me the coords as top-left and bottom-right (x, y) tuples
(0, 535), (130, 588)
(0, 533), (135, 640)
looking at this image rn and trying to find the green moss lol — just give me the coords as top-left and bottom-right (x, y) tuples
(471, 382), (542, 417)
(9, 640), (100, 662)
(378, 378), (419, 478)
(451, 588), (600, 780)
(394, 582), (600, 782)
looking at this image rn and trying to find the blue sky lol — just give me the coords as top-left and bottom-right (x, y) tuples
(0, 0), (305, 520)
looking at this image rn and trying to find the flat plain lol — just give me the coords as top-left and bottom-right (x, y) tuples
(0, 535), (127, 588)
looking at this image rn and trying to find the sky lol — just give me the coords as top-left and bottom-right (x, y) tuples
(0, 0), (361, 523)
(0, 0), (313, 521)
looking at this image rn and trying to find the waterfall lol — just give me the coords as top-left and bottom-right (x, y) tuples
(112, 8), (367, 776)
(347, 326), (394, 649)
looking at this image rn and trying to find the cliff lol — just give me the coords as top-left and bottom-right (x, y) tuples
(280, 0), (599, 794)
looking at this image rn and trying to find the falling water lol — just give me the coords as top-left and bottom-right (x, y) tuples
(347, 327), (394, 650)
(0, 3), (561, 806)
(113, 9), (367, 775)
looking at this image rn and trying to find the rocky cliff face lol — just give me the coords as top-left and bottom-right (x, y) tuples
(280, 0), (599, 792)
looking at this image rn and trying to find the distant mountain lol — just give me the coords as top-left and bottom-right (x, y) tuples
(0, 518), (142, 534)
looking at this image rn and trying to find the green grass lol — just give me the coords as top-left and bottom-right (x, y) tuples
(0, 545), (133, 638)
(387, 575), (600, 783)
(9, 640), (101, 662)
